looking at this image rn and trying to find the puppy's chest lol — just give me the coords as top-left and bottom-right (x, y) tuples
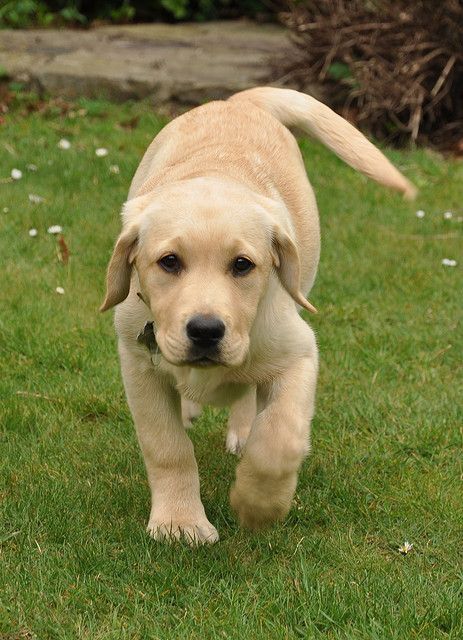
(173, 369), (248, 407)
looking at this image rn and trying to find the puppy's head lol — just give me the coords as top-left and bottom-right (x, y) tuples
(101, 179), (315, 368)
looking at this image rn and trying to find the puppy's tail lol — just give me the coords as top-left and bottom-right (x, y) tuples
(229, 87), (417, 200)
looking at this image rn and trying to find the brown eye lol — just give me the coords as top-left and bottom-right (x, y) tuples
(232, 256), (255, 276)
(158, 254), (181, 273)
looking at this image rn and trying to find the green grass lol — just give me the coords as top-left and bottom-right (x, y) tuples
(1, 96), (462, 639)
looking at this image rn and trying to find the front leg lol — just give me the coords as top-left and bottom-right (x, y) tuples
(119, 343), (218, 545)
(230, 332), (318, 529)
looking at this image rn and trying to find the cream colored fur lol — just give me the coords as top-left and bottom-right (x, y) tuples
(101, 87), (416, 545)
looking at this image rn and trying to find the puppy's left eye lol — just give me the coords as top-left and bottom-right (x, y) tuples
(232, 256), (255, 276)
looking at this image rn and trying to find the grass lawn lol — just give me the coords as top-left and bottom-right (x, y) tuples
(1, 94), (462, 639)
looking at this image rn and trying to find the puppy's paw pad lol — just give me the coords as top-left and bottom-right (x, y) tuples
(147, 519), (219, 546)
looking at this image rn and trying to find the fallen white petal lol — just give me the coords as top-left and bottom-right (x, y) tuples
(28, 228), (38, 237)
(47, 225), (63, 235)
(11, 168), (22, 180)
(443, 211), (453, 219)
(55, 286), (65, 295)
(415, 210), (425, 218)
(109, 164), (120, 174)
(442, 258), (457, 267)
(27, 164), (38, 172)
(58, 139), (71, 150)
(29, 194), (44, 204)
(95, 147), (108, 157)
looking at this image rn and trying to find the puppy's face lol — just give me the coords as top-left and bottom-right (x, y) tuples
(137, 210), (268, 367)
(101, 179), (313, 368)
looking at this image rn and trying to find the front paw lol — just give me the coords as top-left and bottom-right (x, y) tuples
(147, 514), (219, 546)
(230, 466), (297, 530)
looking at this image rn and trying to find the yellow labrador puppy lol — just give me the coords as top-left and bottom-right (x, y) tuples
(101, 87), (415, 544)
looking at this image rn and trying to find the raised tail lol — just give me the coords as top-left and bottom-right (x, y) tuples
(229, 87), (417, 200)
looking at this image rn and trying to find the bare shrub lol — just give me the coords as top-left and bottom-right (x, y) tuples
(273, 0), (463, 150)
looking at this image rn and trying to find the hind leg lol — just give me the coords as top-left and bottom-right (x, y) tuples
(226, 386), (256, 456)
(181, 399), (202, 429)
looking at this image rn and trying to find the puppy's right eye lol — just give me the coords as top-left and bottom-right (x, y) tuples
(158, 254), (182, 273)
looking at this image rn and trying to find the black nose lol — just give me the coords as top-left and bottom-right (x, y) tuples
(186, 315), (225, 349)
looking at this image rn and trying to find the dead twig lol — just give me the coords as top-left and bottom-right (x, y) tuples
(16, 390), (54, 401)
(378, 226), (460, 241)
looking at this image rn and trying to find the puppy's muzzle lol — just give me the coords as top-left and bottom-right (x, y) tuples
(186, 314), (225, 363)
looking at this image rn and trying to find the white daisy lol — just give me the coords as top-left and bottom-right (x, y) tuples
(47, 225), (63, 235)
(398, 541), (413, 554)
(28, 194), (44, 204)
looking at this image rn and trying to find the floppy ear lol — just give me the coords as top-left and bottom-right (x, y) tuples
(272, 226), (317, 314)
(100, 224), (139, 312)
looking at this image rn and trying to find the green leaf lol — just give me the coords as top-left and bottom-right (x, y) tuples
(161, 0), (190, 20)
(59, 6), (87, 25)
(327, 62), (352, 81)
